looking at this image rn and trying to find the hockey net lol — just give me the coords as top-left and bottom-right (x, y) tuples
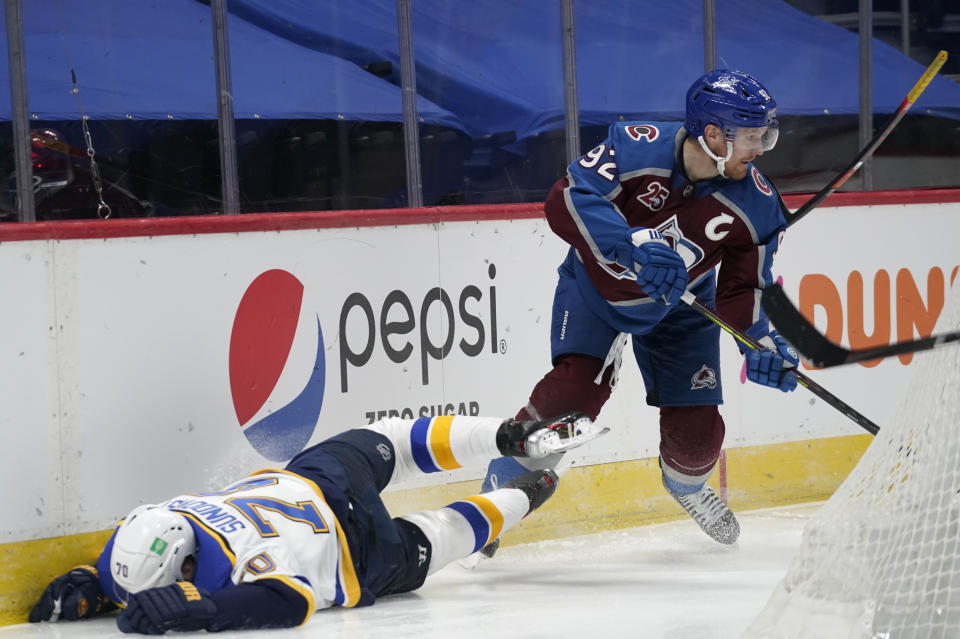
(744, 283), (960, 639)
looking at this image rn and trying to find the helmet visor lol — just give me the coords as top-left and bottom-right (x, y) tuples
(727, 122), (779, 153)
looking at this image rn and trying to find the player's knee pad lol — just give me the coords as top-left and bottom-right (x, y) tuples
(378, 518), (432, 595)
(659, 405), (725, 477)
(522, 354), (613, 421)
(401, 488), (527, 576)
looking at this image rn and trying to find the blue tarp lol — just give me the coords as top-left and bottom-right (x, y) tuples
(226, 0), (960, 142)
(0, 0), (466, 130)
(3, 0), (958, 142)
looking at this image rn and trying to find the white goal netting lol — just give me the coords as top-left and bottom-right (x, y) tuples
(744, 284), (960, 639)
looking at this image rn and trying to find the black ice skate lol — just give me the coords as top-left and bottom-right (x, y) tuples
(495, 411), (609, 459)
(477, 537), (500, 558)
(504, 468), (560, 516)
(662, 475), (740, 545)
(460, 469), (559, 567)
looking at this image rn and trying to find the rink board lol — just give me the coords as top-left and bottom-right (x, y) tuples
(1, 192), (958, 624)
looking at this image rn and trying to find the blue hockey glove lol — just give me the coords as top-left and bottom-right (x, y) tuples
(744, 331), (799, 392)
(29, 565), (115, 623)
(629, 229), (688, 306)
(117, 582), (217, 635)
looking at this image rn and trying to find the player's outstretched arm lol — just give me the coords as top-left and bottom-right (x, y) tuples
(29, 565), (116, 623)
(117, 578), (312, 634)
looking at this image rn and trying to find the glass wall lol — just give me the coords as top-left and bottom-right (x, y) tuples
(775, 0), (960, 192)
(0, 18), (11, 222)
(0, 2), (222, 220)
(227, 2), (412, 212)
(2, 0), (958, 221)
(413, 3), (567, 205)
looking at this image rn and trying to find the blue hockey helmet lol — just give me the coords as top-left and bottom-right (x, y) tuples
(685, 69), (778, 149)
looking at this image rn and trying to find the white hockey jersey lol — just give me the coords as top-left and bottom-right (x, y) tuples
(98, 469), (362, 620)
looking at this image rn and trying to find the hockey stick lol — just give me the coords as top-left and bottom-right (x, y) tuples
(787, 50), (948, 228)
(761, 283), (960, 368)
(680, 291), (880, 435)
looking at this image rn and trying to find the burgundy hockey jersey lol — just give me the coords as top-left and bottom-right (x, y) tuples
(545, 121), (787, 336)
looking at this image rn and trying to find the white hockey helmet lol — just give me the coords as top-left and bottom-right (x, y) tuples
(110, 505), (197, 603)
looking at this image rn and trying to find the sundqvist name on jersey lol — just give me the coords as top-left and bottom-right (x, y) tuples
(166, 498), (246, 534)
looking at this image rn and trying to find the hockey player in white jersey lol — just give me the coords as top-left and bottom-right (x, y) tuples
(28, 411), (606, 634)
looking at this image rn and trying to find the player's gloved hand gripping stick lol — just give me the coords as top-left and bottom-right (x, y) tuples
(679, 290), (880, 435)
(629, 229), (689, 307)
(740, 329), (799, 393)
(627, 229), (878, 433)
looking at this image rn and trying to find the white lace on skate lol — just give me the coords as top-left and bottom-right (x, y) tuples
(524, 415), (610, 458)
(671, 485), (740, 545)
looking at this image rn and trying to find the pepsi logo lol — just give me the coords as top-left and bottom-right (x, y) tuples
(229, 270), (325, 461)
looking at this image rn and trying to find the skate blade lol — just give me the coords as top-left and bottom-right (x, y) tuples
(457, 552), (486, 570)
(540, 426), (610, 454)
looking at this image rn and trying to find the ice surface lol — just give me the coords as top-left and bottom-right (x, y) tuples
(0, 503), (819, 639)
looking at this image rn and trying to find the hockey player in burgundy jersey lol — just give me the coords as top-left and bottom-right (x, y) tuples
(28, 412), (606, 634)
(480, 69), (799, 550)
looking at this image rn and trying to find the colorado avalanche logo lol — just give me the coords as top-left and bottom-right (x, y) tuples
(751, 167), (773, 196)
(656, 215), (705, 269)
(625, 124), (659, 142)
(690, 364), (718, 390)
(229, 270), (325, 461)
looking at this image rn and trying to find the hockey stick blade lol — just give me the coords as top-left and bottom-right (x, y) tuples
(762, 284), (960, 368)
